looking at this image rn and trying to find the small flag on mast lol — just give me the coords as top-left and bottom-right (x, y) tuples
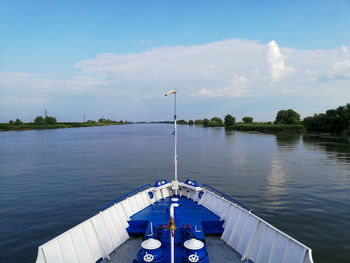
(165, 89), (177, 96)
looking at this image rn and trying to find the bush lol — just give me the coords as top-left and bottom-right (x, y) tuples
(224, 114), (235, 126)
(210, 117), (223, 126)
(34, 116), (45, 125)
(14, 119), (23, 125)
(45, 116), (57, 125)
(177, 119), (187, 125)
(303, 104), (350, 134)
(203, 118), (210, 126)
(242, 116), (253, 123)
(275, 109), (301, 125)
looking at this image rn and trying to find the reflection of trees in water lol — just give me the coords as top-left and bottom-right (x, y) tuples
(303, 134), (350, 163)
(274, 133), (301, 151)
(224, 128), (235, 144)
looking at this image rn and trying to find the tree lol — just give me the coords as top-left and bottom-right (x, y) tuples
(34, 116), (45, 125)
(15, 118), (23, 125)
(302, 103), (350, 134)
(224, 114), (235, 126)
(45, 116), (57, 125)
(188, 120), (194, 125)
(177, 119), (187, 125)
(242, 116), (253, 123)
(275, 109), (301, 125)
(194, 119), (203, 125)
(203, 118), (210, 126)
(210, 117), (223, 126)
(9, 120), (13, 124)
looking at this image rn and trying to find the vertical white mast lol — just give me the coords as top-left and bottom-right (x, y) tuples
(165, 89), (179, 195)
(174, 92), (178, 183)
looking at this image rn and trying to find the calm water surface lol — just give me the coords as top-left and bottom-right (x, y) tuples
(0, 124), (349, 262)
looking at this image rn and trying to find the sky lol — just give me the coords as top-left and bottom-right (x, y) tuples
(1, 0), (350, 122)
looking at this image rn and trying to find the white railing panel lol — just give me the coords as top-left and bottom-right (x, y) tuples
(180, 188), (184, 197)
(207, 192), (215, 210)
(269, 232), (289, 263)
(91, 214), (114, 255)
(247, 222), (266, 261)
(222, 205), (241, 242)
(109, 205), (130, 242)
(135, 192), (146, 210)
(189, 190), (197, 200)
(208, 193), (217, 212)
(36, 248), (46, 263)
(155, 189), (162, 201)
(303, 251), (314, 263)
(285, 240), (307, 263)
(120, 199), (133, 218)
(161, 188), (170, 198)
(228, 209), (247, 247)
(141, 191), (152, 206)
(139, 192), (148, 210)
(101, 210), (122, 248)
(57, 232), (79, 263)
(211, 193), (219, 212)
(70, 225), (95, 262)
(194, 191), (200, 202)
(216, 198), (226, 218)
(256, 226), (275, 262)
(81, 219), (105, 261)
(214, 198), (225, 216)
(135, 193), (144, 211)
(42, 239), (64, 263)
(237, 214), (259, 255)
(220, 201), (231, 221)
(114, 203), (129, 226)
(202, 192), (212, 209)
(128, 195), (138, 215)
(197, 191), (207, 205)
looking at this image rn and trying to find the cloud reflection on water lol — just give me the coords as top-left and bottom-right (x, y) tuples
(265, 158), (287, 210)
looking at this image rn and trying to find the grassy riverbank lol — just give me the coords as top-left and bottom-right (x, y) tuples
(0, 121), (130, 131)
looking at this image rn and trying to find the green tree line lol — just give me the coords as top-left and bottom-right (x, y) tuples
(183, 104), (350, 135)
(302, 103), (350, 135)
(1, 115), (130, 131)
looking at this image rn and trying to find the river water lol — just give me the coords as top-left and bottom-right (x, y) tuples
(0, 124), (349, 262)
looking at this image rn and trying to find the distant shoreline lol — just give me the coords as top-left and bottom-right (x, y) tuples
(223, 123), (305, 132)
(0, 122), (131, 132)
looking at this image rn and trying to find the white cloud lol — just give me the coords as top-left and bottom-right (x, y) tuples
(332, 60), (350, 79)
(197, 75), (249, 97)
(341, 45), (349, 53)
(267, 40), (294, 82)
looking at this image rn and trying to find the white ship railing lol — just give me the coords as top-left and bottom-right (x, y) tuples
(36, 184), (156, 263)
(192, 184), (314, 263)
(36, 182), (314, 263)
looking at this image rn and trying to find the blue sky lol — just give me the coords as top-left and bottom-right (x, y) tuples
(1, 0), (350, 122)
